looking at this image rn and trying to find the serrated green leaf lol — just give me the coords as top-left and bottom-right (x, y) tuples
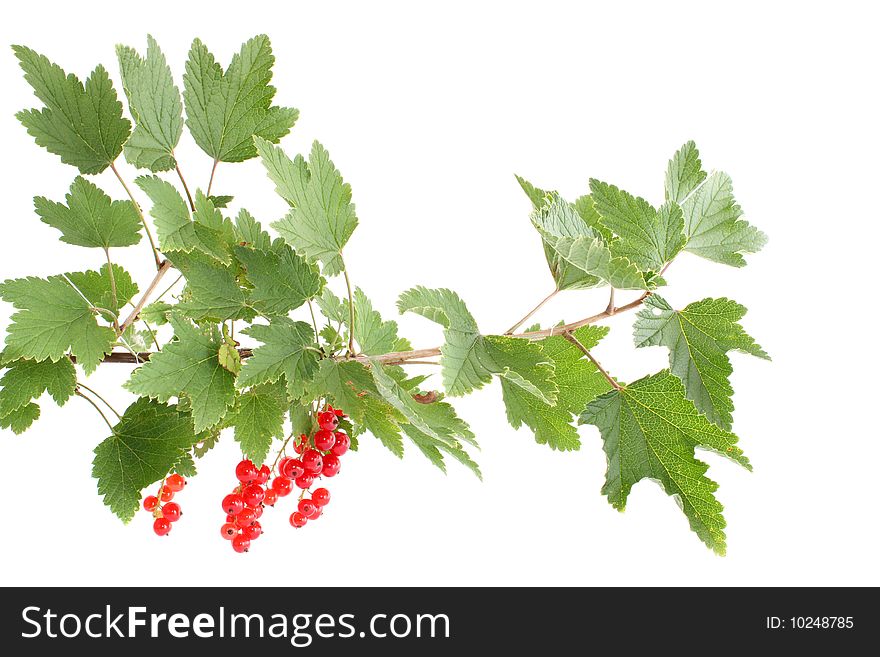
(235, 242), (322, 317)
(238, 319), (319, 399)
(533, 195), (652, 290)
(34, 177), (141, 249)
(397, 287), (555, 400)
(349, 288), (410, 355)
(209, 195), (234, 209)
(1, 402), (40, 434)
(0, 273), (116, 374)
(316, 287), (348, 324)
(502, 326), (611, 451)
(136, 177), (231, 263)
(66, 263), (138, 317)
(370, 361), (480, 478)
(515, 174), (550, 208)
(665, 140), (707, 204)
(13, 46), (130, 174)
(232, 382), (286, 466)
(234, 209), (272, 251)
(360, 395), (405, 457)
(289, 402), (313, 437)
(124, 314), (236, 432)
(192, 430), (220, 458)
(140, 301), (172, 326)
(183, 35), (298, 163)
(218, 342), (242, 375)
(166, 251), (248, 322)
(116, 35), (183, 171)
(0, 357), (76, 421)
(92, 398), (205, 522)
(580, 370), (750, 554)
(589, 179), (685, 272)
(681, 172), (767, 267)
(306, 359), (376, 423)
(633, 295), (769, 429)
(260, 139), (358, 276)
(172, 451), (198, 477)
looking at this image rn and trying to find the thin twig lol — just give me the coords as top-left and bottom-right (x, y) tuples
(343, 266), (356, 356)
(174, 160), (195, 211)
(75, 390), (115, 431)
(504, 288), (558, 335)
(76, 382), (122, 419)
(307, 299), (321, 343)
(119, 260), (172, 333)
(206, 159), (219, 197)
(104, 248), (119, 331)
(110, 161), (161, 269)
(562, 331), (621, 390)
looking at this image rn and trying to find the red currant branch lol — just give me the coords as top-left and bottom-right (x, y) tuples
(504, 288), (559, 335)
(118, 259), (173, 334)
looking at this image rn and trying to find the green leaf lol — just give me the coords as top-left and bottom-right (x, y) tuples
(116, 35), (183, 171)
(316, 287), (348, 324)
(289, 402), (314, 437)
(183, 35), (298, 163)
(0, 357), (76, 423)
(0, 273), (116, 374)
(1, 403), (40, 434)
(515, 174), (549, 208)
(580, 370), (750, 554)
(234, 242), (322, 317)
(238, 319), (319, 399)
(172, 452), (198, 477)
(218, 342), (242, 375)
(209, 195), (234, 209)
(589, 179), (685, 272)
(124, 314), (236, 432)
(360, 395), (405, 457)
(370, 362), (480, 478)
(532, 194), (653, 290)
(348, 288), (409, 355)
(234, 209), (272, 251)
(13, 46), (130, 174)
(167, 251), (248, 322)
(92, 398), (205, 522)
(136, 177), (231, 263)
(260, 139), (358, 276)
(397, 287), (556, 401)
(232, 382), (286, 466)
(66, 263), (138, 317)
(633, 295), (769, 429)
(140, 301), (172, 325)
(306, 359), (376, 422)
(665, 140), (707, 204)
(34, 177), (141, 249)
(681, 172), (767, 267)
(501, 326), (611, 451)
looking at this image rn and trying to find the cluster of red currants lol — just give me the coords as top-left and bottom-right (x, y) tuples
(282, 406), (349, 530)
(143, 473), (186, 536)
(220, 460), (271, 553)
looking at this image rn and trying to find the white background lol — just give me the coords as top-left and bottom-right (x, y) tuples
(0, 0), (877, 587)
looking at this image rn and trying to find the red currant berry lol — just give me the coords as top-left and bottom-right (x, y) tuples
(298, 499), (319, 519)
(166, 473), (186, 492)
(302, 449), (323, 474)
(232, 535), (250, 553)
(235, 459), (257, 483)
(282, 458), (305, 479)
(271, 477), (293, 497)
(162, 502), (182, 522)
(243, 521), (262, 541)
(263, 489), (279, 506)
(289, 512), (308, 528)
(293, 434), (308, 454)
(159, 486), (174, 503)
(242, 483), (265, 508)
(312, 487), (331, 507)
(252, 504), (264, 520)
(235, 507), (256, 528)
(278, 456), (293, 473)
(317, 410), (339, 431)
(314, 429), (336, 451)
(255, 464), (271, 485)
(226, 514), (236, 523)
(310, 506), (323, 520)
(331, 432), (350, 456)
(321, 453), (341, 477)
(143, 495), (159, 512)
(153, 517), (172, 536)
(294, 473), (315, 490)
(221, 523), (238, 540)
(222, 493), (245, 516)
